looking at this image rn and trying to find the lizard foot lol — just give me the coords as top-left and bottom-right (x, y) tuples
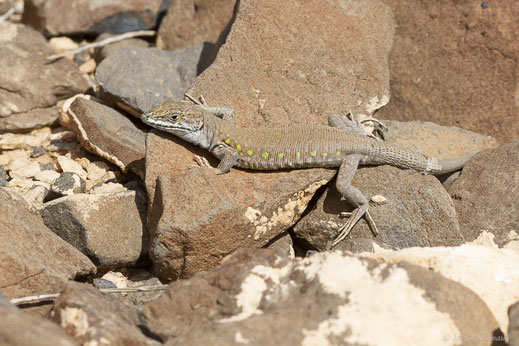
(331, 208), (379, 248)
(191, 155), (219, 173)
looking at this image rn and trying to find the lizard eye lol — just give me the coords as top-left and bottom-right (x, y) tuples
(169, 114), (178, 121)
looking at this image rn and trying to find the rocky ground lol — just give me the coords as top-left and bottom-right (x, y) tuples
(0, 0), (518, 345)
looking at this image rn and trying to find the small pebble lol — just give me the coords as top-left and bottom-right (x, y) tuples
(370, 195), (387, 204)
(31, 147), (46, 158)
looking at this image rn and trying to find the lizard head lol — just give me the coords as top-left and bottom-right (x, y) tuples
(142, 102), (205, 139)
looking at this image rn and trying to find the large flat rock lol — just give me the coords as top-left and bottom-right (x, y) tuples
(188, 0), (395, 126)
(145, 130), (333, 280)
(378, 0), (519, 143)
(142, 248), (499, 345)
(448, 139), (519, 245)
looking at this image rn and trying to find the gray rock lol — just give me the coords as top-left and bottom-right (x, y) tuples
(0, 187), (95, 314)
(0, 22), (89, 132)
(449, 139), (519, 245)
(50, 282), (160, 345)
(96, 45), (210, 116)
(0, 165), (7, 187)
(68, 98), (146, 179)
(40, 188), (149, 266)
(31, 146), (46, 158)
(23, 0), (171, 36)
(293, 165), (464, 251)
(94, 33), (149, 62)
(510, 301), (519, 346)
(50, 172), (86, 198)
(142, 248), (498, 345)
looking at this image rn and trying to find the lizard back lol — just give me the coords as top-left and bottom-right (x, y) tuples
(206, 115), (456, 173)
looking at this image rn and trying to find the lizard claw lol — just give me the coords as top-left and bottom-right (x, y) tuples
(331, 209), (379, 248)
(191, 155), (219, 173)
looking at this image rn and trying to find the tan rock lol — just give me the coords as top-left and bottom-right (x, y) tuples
(57, 155), (87, 179)
(34, 170), (61, 185)
(8, 160), (41, 179)
(48, 36), (78, 60)
(362, 242), (519, 335)
(86, 161), (109, 181)
(79, 58), (96, 74)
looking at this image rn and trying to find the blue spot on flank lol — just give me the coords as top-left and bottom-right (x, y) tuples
(481, 2), (488, 9)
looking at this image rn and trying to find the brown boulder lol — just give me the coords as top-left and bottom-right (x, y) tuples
(378, 0), (519, 143)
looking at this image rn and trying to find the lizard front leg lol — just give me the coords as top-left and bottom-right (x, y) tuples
(331, 154), (379, 248)
(210, 144), (239, 174)
(185, 94), (236, 122)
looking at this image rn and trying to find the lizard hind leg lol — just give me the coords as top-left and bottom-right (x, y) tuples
(328, 111), (387, 140)
(330, 154), (379, 249)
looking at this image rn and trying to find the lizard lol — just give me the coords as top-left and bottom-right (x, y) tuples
(141, 96), (470, 248)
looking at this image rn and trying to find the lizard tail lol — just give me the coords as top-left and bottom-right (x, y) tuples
(366, 144), (473, 175)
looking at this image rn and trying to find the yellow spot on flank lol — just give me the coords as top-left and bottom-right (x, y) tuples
(278, 153), (285, 159)
(296, 152), (301, 158)
(247, 150), (253, 156)
(322, 152), (328, 158)
(225, 138), (231, 144)
(273, 166), (278, 170)
(336, 151), (341, 156)
(236, 144), (242, 151)
(310, 151), (317, 157)
(243, 162), (248, 167)
(262, 152), (269, 159)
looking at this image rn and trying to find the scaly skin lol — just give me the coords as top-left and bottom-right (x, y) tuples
(142, 100), (470, 247)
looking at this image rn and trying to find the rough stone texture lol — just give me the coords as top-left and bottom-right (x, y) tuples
(96, 46), (210, 117)
(188, 0), (395, 127)
(93, 269), (164, 306)
(50, 172), (86, 197)
(382, 120), (499, 159)
(50, 282), (160, 345)
(40, 188), (149, 266)
(377, 0), (519, 143)
(1, 304), (78, 346)
(363, 239), (519, 337)
(448, 140), (519, 245)
(0, 187), (95, 305)
(67, 98), (146, 179)
(0, 22), (89, 132)
(156, 0), (237, 50)
(510, 302), (519, 346)
(93, 33), (149, 63)
(294, 165), (464, 251)
(142, 248), (498, 345)
(23, 0), (170, 36)
(145, 130), (334, 280)
(0, 165), (8, 186)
